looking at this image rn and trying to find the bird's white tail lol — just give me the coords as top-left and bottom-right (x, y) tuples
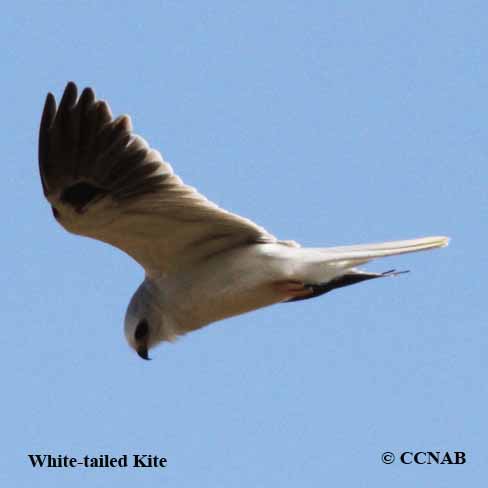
(284, 235), (449, 288)
(317, 235), (449, 265)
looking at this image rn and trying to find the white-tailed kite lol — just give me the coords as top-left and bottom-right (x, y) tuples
(39, 82), (448, 360)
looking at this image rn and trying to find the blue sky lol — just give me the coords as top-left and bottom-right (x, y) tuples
(2, 1), (486, 486)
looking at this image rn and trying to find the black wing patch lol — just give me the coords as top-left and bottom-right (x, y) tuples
(60, 182), (109, 210)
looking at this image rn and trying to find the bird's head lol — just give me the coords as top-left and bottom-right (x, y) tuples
(124, 279), (176, 360)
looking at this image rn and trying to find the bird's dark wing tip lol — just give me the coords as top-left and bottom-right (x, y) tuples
(58, 81), (78, 112)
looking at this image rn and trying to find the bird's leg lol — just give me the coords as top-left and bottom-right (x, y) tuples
(273, 280), (315, 299)
(284, 269), (410, 303)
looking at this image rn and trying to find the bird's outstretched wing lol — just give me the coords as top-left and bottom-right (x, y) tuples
(39, 82), (277, 274)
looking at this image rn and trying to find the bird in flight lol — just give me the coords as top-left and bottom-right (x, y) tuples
(39, 82), (449, 360)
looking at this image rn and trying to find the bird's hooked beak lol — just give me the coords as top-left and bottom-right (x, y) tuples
(137, 344), (151, 360)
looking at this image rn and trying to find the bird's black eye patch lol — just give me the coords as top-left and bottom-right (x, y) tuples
(61, 182), (107, 209)
(134, 319), (149, 342)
